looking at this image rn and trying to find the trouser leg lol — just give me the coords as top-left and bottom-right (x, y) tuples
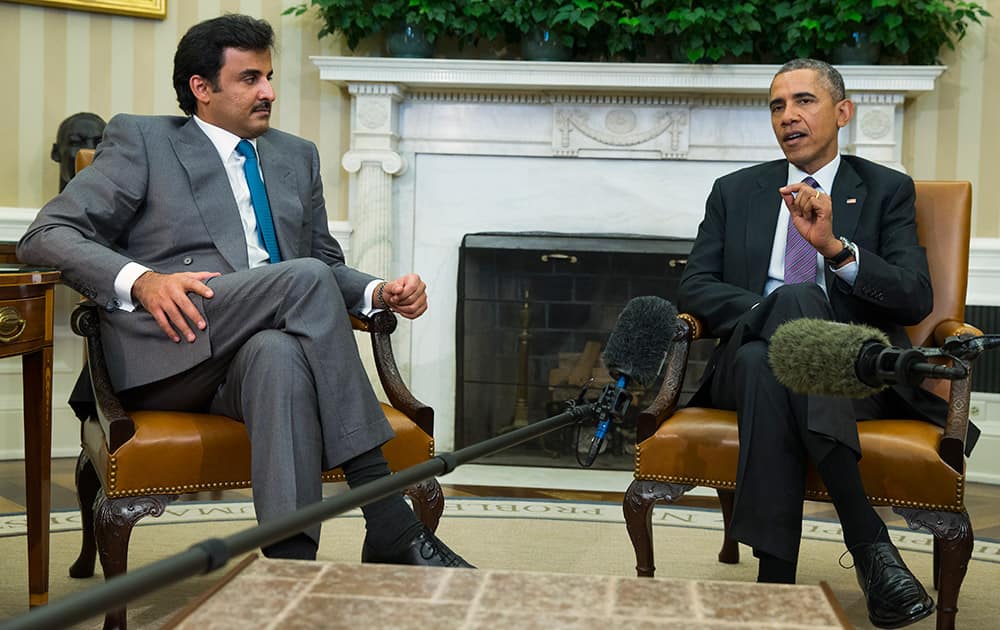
(209, 330), (324, 548)
(711, 284), (857, 564)
(723, 340), (810, 564)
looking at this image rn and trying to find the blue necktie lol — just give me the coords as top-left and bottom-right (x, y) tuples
(236, 139), (281, 263)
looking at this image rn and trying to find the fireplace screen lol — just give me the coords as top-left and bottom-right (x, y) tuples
(455, 232), (713, 470)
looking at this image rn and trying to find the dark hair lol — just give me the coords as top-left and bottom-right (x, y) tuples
(775, 58), (846, 102)
(173, 14), (275, 116)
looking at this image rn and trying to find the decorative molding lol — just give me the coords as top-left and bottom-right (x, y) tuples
(968, 238), (1000, 306)
(553, 106), (689, 158)
(341, 150), (406, 176)
(0, 207), (41, 242)
(312, 57), (944, 95)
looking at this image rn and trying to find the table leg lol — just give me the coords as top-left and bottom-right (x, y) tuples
(23, 346), (53, 607)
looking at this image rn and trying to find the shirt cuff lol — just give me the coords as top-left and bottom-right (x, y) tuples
(361, 279), (385, 316)
(830, 250), (860, 286)
(114, 262), (152, 312)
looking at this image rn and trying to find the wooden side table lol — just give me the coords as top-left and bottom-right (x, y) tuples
(0, 268), (60, 607)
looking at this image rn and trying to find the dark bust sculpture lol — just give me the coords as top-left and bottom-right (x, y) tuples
(51, 112), (106, 191)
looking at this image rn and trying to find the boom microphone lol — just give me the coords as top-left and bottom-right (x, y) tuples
(601, 296), (679, 388)
(582, 296), (678, 466)
(769, 318), (968, 399)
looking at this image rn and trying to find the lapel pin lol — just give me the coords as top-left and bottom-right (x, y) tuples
(846, 198), (857, 204)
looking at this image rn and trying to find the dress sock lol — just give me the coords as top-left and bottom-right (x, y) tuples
(755, 550), (798, 583)
(262, 532), (318, 561)
(340, 447), (423, 553)
(817, 443), (890, 550)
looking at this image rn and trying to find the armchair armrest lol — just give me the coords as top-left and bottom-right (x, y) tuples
(636, 314), (699, 442)
(351, 310), (434, 437)
(70, 302), (135, 451)
(933, 319), (984, 345)
(930, 319), (983, 473)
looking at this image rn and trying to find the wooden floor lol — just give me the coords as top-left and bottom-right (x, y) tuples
(1, 457), (998, 540)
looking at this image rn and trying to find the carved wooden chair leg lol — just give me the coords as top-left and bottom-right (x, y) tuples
(716, 488), (740, 564)
(69, 450), (100, 579)
(895, 508), (973, 630)
(934, 513), (973, 630)
(405, 478), (444, 532)
(624, 480), (693, 578)
(94, 492), (178, 630)
(624, 480), (658, 577)
(933, 536), (941, 591)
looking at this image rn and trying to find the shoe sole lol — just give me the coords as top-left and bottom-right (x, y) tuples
(869, 599), (934, 629)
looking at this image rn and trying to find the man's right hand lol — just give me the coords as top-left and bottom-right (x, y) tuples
(132, 271), (221, 343)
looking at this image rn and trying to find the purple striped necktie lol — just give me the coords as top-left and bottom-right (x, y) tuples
(784, 176), (820, 285)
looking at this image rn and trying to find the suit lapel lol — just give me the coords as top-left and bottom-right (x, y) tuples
(745, 161), (786, 293)
(256, 134), (300, 259)
(171, 119), (249, 270)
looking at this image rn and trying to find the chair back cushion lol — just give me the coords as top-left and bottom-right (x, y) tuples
(76, 148), (95, 173)
(906, 181), (971, 347)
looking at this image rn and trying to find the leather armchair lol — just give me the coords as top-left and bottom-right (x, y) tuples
(623, 181), (980, 630)
(69, 149), (443, 630)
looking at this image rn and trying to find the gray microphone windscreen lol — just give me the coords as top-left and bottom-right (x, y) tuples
(601, 296), (678, 388)
(768, 318), (891, 398)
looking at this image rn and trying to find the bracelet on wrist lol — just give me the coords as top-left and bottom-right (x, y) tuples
(376, 282), (390, 311)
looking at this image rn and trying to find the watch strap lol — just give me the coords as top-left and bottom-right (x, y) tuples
(826, 237), (854, 266)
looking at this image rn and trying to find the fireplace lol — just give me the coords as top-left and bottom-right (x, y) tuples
(315, 57), (944, 454)
(455, 232), (712, 469)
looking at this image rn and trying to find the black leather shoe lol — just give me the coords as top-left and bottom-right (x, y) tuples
(853, 541), (934, 628)
(362, 526), (474, 568)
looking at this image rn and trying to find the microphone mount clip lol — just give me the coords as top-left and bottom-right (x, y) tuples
(579, 378), (632, 468)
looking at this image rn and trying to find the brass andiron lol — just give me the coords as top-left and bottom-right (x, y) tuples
(500, 289), (531, 433)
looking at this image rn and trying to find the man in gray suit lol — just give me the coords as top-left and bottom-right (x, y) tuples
(18, 14), (471, 567)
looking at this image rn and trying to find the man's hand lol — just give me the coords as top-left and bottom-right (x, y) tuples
(779, 181), (841, 258)
(376, 273), (428, 320)
(132, 271), (221, 343)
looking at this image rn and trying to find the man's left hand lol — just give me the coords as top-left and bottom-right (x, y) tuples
(378, 273), (428, 319)
(779, 181), (842, 258)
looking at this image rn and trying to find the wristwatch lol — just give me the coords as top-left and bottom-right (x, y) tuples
(826, 236), (857, 266)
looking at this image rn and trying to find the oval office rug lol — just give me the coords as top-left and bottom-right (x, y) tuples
(2, 498), (998, 629)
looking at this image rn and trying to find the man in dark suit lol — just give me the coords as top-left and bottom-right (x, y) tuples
(679, 59), (949, 628)
(18, 14), (470, 568)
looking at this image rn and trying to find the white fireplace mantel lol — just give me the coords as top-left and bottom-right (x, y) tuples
(314, 57), (944, 94)
(313, 57), (945, 451)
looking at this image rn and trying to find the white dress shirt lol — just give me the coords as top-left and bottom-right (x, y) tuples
(762, 154), (859, 297)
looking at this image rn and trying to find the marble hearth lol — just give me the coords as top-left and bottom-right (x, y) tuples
(314, 58), (943, 451)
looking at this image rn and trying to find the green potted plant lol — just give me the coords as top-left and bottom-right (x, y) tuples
(288, 0), (991, 65)
(870, 0), (991, 64)
(667, 2), (761, 63)
(285, 0), (460, 57)
(766, 0), (991, 65)
(497, 0), (615, 61)
(449, 0), (508, 55)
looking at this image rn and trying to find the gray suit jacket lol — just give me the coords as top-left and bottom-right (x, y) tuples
(17, 114), (376, 391)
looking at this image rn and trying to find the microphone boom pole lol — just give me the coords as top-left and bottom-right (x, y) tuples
(3, 403), (597, 630)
